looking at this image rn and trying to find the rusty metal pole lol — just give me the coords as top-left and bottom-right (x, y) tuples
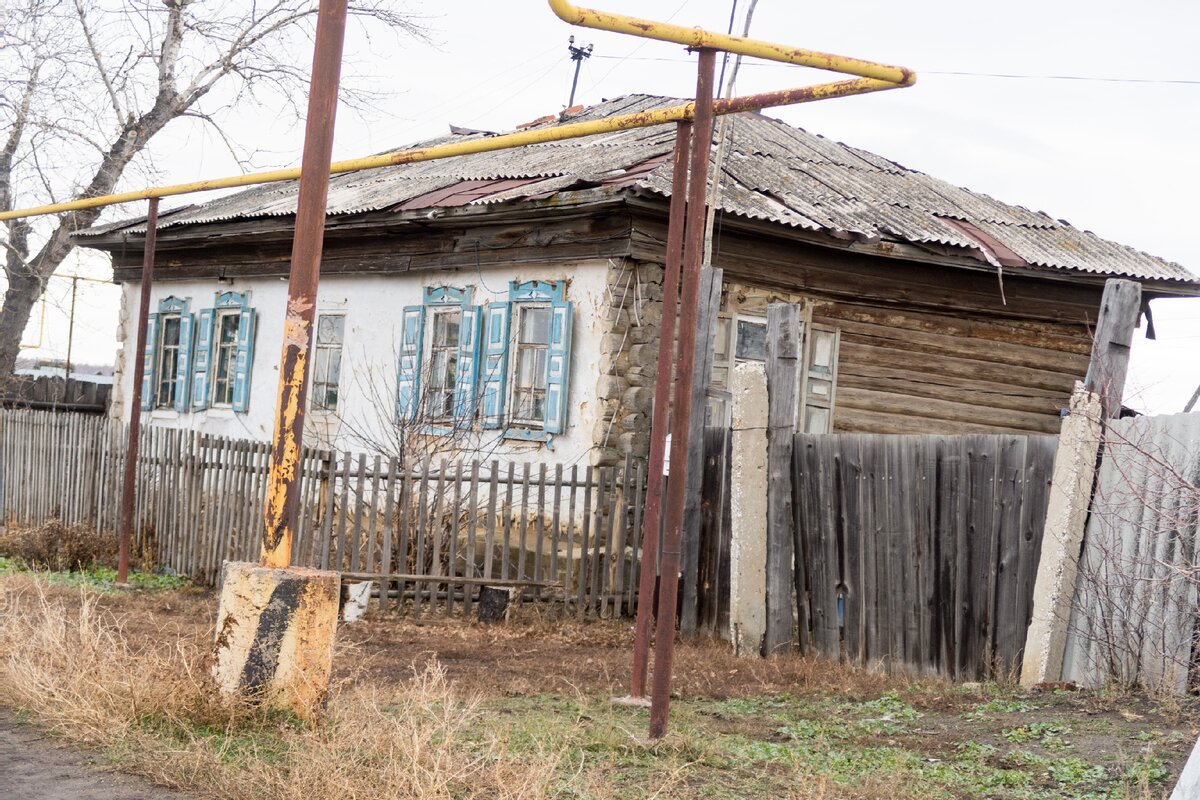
(629, 121), (692, 699)
(649, 48), (717, 740)
(117, 196), (159, 585)
(260, 0), (349, 568)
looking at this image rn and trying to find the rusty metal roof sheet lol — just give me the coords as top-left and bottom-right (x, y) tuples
(80, 95), (1193, 283)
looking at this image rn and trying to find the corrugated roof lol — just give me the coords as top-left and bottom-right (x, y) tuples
(79, 95), (1194, 283)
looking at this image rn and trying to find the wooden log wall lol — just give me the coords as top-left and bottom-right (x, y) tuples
(631, 212), (1101, 438)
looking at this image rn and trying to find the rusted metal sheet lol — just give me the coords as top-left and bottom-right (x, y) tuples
(79, 94), (1191, 284)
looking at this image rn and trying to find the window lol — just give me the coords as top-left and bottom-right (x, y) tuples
(425, 308), (461, 421)
(154, 314), (182, 408)
(511, 305), (551, 425)
(479, 280), (573, 437)
(211, 310), (241, 407)
(191, 290), (256, 412)
(140, 296), (194, 413)
(396, 286), (480, 429)
(706, 302), (840, 433)
(312, 314), (345, 411)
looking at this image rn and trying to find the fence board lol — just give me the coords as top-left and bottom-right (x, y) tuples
(793, 431), (1056, 679)
(0, 410), (647, 621)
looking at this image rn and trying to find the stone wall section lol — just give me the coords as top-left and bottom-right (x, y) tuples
(590, 258), (665, 466)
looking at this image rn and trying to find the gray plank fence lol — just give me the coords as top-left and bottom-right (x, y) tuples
(1062, 412), (1200, 694)
(0, 409), (648, 617)
(792, 433), (1058, 679)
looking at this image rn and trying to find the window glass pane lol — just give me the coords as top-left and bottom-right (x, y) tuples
(713, 318), (731, 359)
(162, 316), (180, 346)
(735, 320), (767, 361)
(804, 406), (830, 434)
(519, 307), (550, 344)
(219, 314), (239, 343)
(811, 330), (835, 369)
(433, 312), (460, 347)
(317, 314), (344, 345)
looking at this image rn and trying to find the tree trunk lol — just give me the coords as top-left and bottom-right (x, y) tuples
(0, 272), (43, 375)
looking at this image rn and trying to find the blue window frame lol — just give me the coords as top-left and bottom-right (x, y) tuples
(191, 290), (256, 413)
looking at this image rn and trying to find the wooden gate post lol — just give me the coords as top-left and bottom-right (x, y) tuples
(764, 304), (800, 655)
(1083, 278), (1141, 419)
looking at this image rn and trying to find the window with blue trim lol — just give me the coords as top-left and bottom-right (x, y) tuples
(141, 295), (194, 413)
(398, 281), (573, 439)
(485, 280), (573, 437)
(191, 290), (257, 413)
(396, 286), (481, 429)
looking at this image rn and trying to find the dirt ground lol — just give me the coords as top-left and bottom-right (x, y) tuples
(0, 708), (188, 800)
(4, 580), (1198, 799)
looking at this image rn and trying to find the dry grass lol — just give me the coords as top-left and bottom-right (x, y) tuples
(0, 519), (119, 571)
(0, 575), (558, 800)
(0, 574), (1190, 799)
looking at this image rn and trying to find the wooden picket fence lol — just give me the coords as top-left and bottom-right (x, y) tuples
(0, 408), (648, 616)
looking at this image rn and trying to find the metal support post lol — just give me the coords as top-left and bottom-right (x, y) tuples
(629, 121), (693, 699)
(117, 196), (159, 584)
(261, 0), (349, 567)
(649, 47), (717, 740)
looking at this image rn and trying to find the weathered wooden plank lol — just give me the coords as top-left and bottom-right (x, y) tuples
(447, 459), (463, 614)
(1083, 279), (1141, 418)
(380, 456), (398, 611)
(534, 463), (547, 603)
(464, 459), (480, 614)
(681, 266), (724, 634)
(764, 304), (800, 655)
(838, 436), (865, 664)
(994, 436), (1027, 672)
(577, 465), (594, 618)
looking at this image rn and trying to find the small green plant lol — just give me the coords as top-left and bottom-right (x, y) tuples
(1048, 756), (1106, 786)
(961, 697), (1035, 721)
(1003, 721), (1071, 748)
(1123, 753), (1170, 785)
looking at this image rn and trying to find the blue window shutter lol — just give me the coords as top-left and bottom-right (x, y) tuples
(140, 313), (159, 412)
(544, 299), (573, 434)
(395, 305), (425, 421)
(231, 308), (256, 413)
(453, 304), (483, 426)
(191, 308), (214, 410)
(173, 312), (195, 412)
(480, 302), (511, 429)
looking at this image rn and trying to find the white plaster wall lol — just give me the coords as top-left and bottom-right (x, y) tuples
(114, 259), (614, 467)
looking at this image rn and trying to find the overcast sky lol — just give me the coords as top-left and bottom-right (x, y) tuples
(22, 0), (1200, 412)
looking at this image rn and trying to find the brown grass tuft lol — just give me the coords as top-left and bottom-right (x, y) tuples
(0, 576), (558, 799)
(0, 519), (120, 571)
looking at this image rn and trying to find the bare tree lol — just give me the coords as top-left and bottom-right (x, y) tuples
(0, 0), (426, 377)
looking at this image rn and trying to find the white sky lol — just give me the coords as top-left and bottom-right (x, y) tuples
(19, 0), (1200, 412)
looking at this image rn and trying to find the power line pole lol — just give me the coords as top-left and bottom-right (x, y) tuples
(64, 276), (78, 382)
(566, 35), (593, 108)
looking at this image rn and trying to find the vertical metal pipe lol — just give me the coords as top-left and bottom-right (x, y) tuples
(117, 196), (159, 584)
(260, 0), (349, 568)
(65, 276), (78, 382)
(649, 48), (718, 739)
(630, 121), (692, 698)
